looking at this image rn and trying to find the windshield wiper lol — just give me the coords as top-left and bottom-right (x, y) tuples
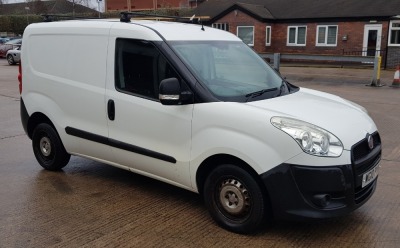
(245, 87), (278, 102)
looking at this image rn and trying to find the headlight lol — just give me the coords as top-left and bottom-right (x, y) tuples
(271, 117), (343, 157)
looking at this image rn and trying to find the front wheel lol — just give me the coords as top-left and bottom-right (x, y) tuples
(203, 164), (268, 234)
(32, 123), (70, 171)
(7, 54), (15, 65)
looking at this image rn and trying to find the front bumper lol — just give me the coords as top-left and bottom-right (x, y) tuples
(261, 132), (381, 220)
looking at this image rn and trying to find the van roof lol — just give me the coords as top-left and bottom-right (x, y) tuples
(25, 19), (240, 42)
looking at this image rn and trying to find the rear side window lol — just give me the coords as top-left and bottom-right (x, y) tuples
(115, 39), (179, 100)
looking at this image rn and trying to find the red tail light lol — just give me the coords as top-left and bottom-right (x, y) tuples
(18, 62), (22, 94)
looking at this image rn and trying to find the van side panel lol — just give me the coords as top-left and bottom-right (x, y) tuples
(22, 22), (113, 161)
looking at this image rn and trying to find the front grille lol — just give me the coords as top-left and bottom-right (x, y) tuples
(351, 132), (381, 204)
(352, 132), (381, 164)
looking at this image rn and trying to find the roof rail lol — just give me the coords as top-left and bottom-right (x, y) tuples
(120, 12), (201, 24)
(42, 14), (99, 22)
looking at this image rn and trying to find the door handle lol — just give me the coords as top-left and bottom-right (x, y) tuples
(107, 99), (115, 121)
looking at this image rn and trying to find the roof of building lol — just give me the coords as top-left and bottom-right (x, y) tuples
(0, 0), (97, 15)
(25, 19), (241, 41)
(195, 0), (400, 22)
(235, 2), (274, 19)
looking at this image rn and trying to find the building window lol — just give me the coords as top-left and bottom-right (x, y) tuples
(237, 26), (254, 46)
(389, 20), (400, 46)
(316, 25), (338, 46)
(287, 26), (307, 46)
(212, 23), (229, 31)
(266, 26), (271, 46)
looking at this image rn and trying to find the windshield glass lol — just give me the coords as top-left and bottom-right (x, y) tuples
(170, 41), (283, 101)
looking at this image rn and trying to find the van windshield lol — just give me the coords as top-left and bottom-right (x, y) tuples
(170, 41), (283, 102)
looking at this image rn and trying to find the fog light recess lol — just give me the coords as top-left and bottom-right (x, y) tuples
(312, 194), (331, 208)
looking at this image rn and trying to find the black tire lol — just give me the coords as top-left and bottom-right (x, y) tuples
(7, 54), (15, 65)
(32, 123), (70, 171)
(203, 164), (267, 234)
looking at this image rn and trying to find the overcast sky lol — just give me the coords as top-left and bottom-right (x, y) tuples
(3, 0), (105, 12)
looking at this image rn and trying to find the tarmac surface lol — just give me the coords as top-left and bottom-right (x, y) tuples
(0, 58), (399, 247)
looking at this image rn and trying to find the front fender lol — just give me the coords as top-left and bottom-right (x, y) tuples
(189, 102), (302, 190)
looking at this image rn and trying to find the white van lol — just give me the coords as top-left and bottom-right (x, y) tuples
(20, 18), (381, 234)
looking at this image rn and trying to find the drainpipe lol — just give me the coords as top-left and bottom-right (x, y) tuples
(384, 19), (390, 69)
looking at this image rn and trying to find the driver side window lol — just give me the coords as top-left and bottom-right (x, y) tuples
(115, 39), (179, 100)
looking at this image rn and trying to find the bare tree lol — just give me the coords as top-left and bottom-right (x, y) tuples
(33, 0), (47, 14)
(68, 0), (90, 8)
(66, 0), (91, 17)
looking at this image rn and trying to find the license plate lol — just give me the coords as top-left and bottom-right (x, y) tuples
(362, 164), (379, 188)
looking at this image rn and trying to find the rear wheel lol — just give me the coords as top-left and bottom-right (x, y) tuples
(203, 164), (268, 234)
(7, 54), (15, 65)
(32, 123), (70, 171)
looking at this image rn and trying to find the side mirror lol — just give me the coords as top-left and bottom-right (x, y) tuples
(159, 78), (181, 105)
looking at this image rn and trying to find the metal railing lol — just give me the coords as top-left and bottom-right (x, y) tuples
(342, 48), (386, 57)
(260, 53), (383, 87)
(259, 53), (376, 71)
(342, 48), (387, 68)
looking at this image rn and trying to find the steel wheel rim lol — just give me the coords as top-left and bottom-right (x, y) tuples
(218, 178), (251, 216)
(39, 136), (52, 157)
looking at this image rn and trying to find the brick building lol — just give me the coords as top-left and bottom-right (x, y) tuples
(105, 0), (204, 11)
(195, 0), (400, 68)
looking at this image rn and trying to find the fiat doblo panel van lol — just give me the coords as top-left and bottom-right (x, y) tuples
(20, 18), (381, 234)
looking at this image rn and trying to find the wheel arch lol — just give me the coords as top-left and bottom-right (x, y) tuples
(196, 154), (269, 199)
(27, 112), (55, 139)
